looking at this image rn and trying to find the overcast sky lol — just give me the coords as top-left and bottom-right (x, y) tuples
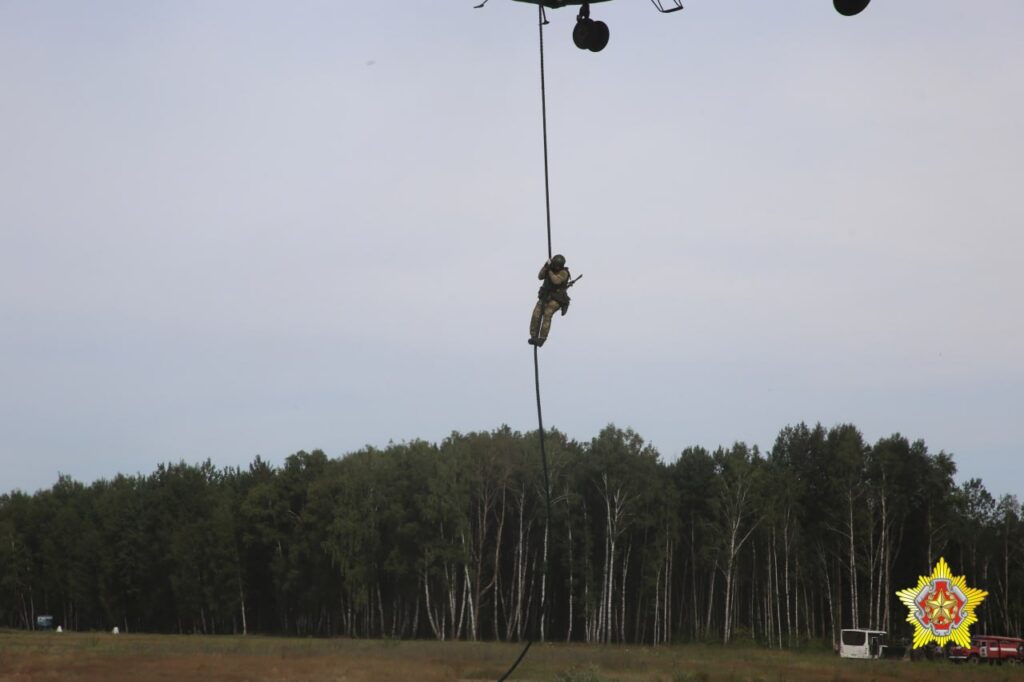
(1, 1), (1021, 498)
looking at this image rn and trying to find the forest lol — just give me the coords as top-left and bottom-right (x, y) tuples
(1, 423), (1021, 647)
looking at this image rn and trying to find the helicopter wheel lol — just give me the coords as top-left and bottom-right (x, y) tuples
(834, 0), (870, 16)
(588, 20), (609, 52)
(572, 18), (609, 52)
(573, 18), (593, 50)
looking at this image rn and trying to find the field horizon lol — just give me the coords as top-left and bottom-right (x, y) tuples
(2, 630), (1021, 682)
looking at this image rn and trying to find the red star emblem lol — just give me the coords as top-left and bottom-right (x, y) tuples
(916, 579), (965, 636)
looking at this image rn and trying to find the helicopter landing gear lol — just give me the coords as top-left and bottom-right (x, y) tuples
(572, 4), (609, 53)
(834, 0), (870, 16)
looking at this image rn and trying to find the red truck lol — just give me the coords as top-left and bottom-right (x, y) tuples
(948, 635), (1024, 664)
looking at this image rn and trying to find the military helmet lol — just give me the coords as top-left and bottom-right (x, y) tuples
(551, 254), (566, 269)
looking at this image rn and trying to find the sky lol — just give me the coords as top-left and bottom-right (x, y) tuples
(1, 1), (1022, 498)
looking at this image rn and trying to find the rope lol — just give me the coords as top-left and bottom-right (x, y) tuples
(539, 4), (553, 260)
(497, 6), (555, 681)
(497, 637), (533, 682)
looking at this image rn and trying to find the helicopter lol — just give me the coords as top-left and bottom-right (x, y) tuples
(476, 0), (872, 53)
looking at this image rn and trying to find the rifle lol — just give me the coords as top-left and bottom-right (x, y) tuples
(561, 274), (582, 315)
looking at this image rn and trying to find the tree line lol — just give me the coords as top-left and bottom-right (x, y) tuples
(1, 423), (1021, 646)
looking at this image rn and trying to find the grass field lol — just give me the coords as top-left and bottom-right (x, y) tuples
(1, 631), (1022, 682)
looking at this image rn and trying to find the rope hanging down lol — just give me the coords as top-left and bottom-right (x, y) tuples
(539, 4), (553, 261)
(497, 6), (555, 681)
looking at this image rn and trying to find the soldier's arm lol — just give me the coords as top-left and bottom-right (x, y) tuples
(538, 265), (549, 280)
(548, 269), (569, 286)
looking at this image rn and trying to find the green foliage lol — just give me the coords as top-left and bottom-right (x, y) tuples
(0, 423), (1021, 647)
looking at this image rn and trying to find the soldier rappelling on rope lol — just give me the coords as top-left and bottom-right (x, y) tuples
(529, 254), (580, 347)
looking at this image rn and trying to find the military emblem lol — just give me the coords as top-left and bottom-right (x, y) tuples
(896, 557), (987, 649)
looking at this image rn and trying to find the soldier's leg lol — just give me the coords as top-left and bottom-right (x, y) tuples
(530, 300), (544, 339)
(538, 300), (561, 341)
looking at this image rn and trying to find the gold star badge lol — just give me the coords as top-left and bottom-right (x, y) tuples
(896, 557), (987, 649)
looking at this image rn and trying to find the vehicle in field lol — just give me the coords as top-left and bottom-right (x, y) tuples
(839, 629), (900, 659)
(948, 635), (1024, 664)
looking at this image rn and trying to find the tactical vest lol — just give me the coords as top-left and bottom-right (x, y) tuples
(538, 268), (571, 307)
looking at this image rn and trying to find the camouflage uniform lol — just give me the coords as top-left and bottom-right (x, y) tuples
(529, 256), (571, 346)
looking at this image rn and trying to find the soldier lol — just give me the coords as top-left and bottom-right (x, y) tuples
(529, 254), (571, 347)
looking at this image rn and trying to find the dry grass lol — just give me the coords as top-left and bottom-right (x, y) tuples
(1, 631), (1022, 682)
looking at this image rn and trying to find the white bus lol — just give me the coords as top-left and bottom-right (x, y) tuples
(839, 629), (891, 659)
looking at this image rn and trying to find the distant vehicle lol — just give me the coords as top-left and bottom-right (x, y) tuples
(948, 635), (1024, 664)
(35, 615), (54, 630)
(839, 629), (887, 659)
(839, 629), (903, 659)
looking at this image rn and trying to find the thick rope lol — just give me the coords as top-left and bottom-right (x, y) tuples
(539, 4), (553, 260)
(497, 7), (555, 681)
